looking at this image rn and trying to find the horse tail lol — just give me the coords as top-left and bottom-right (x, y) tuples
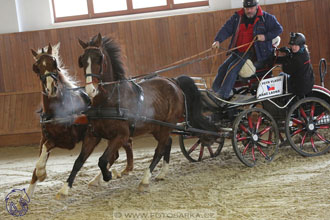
(175, 75), (218, 132)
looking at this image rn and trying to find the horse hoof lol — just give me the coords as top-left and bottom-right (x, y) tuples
(155, 175), (165, 181)
(56, 183), (69, 200)
(120, 169), (131, 176)
(138, 183), (149, 192)
(103, 173), (112, 182)
(112, 169), (121, 179)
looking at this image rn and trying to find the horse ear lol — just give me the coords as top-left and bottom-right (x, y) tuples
(41, 48), (45, 53)
(78, 39), (88, 49)
(31, 49), (38, 58)
(95, 33), (102, 47)
(47, 43), (52, 55)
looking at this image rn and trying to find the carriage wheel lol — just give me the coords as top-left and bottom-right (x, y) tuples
(285, 97), (330, 157)
(232, 108), (280, 167)
(179, 135), (225, 162)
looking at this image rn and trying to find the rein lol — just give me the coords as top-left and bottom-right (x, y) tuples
(134, 40), (257, 80)
(84, 40), (257, 87)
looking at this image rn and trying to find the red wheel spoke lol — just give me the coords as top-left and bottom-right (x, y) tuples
(242, 142), (250, 155)
(299, 107), (308, 120)
(257, 146), (268, 159)
(316, 112), (326, 121)
(259, 126), (271, 136)
(207, 146), (214, 157)
(268, 130), (273, 142)
(292, 118), (304, 125)
(317, 125), (330, 129)
(311, 136), (318, 152)
(292, 128), (304, 136)
(198, 145), (204, 161)
(300, 133), (307, 149)
(251, 146), (256, 161)
(256, 116), (262, 131)
(310, 103), (315, 118)
(188, 140), (200, 155)
(240, 124), (250, 134)
(316, 132), (328, 143)
(237, 136), (248, 142)
(248, 115), (253, 129)
(259, 139), (275, 145)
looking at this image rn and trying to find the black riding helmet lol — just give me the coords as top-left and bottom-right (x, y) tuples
(243, 0), (259, 8)
(289, 32), (306, 46)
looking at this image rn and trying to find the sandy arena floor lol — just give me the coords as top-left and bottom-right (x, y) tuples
(0, 135), (330, 220)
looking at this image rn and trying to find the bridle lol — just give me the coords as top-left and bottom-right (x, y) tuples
(83, 46), (106, 85)
(39, 72), (59, 84)
(34, 54), (60, 95)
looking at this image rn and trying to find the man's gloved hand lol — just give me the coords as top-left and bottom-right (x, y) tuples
(256, 34), (266, 41)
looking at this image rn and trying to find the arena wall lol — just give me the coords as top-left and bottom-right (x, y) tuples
(0, 0), (328, 147)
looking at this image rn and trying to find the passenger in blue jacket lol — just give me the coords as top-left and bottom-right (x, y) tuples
(212, 0), (283, 100)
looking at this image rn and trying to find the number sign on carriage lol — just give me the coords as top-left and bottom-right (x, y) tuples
(257, 75), (284, 99)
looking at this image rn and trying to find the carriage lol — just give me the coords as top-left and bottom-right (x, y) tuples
(178, 58), (330, 167)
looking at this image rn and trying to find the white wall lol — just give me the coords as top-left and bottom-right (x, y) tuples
(15, 0), (53, 33)
(0, 0), (19, 34)
(0, 0), (304, 34)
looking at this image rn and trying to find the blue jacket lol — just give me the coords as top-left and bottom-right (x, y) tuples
(214, 6), (283, 62)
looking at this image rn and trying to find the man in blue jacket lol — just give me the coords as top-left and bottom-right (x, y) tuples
(212, 0), (283, 100)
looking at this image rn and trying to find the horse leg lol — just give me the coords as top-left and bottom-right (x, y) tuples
(156, 137), (172, 180)
(121, 138), (133, 176)
(35, 140), (53, 181)
(88, 138), (133, 187)
(138, 134), (171, 191)
(98, 136), (126, 182)
(56, 133), (101, 200)
(88, 145), (120, 187)
(25, 139), (52, 200)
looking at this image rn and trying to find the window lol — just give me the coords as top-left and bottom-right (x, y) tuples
(52, 0), (209, 22)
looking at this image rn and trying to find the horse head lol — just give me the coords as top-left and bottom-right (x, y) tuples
(78, 33), (126, 98)
(32, 43), (60, 98)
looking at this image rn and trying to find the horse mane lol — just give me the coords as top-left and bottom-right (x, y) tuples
(37, 43), (78, 89)
(90, 35), (126, 81)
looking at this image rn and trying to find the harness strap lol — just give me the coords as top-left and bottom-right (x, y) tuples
(84, 107), (221, 137)
(129, 81), (145, 136)
(85, 107), (130, 120)
(85, 73), (102, 79)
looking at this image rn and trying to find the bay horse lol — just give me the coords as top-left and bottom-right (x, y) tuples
(28, 43), (133, 200)
(56, 33), (217, 197)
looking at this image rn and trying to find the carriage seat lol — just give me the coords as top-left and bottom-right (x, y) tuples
(233, 63), (274, 95)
